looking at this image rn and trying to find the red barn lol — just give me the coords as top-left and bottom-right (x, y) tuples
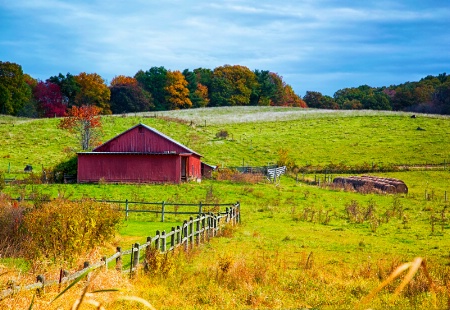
(77, 123), (202, 183)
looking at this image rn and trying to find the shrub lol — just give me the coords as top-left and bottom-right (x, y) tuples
(0, 194), (26, 257)
(215, 130), (229, 139)
(21, 198), (122, 264)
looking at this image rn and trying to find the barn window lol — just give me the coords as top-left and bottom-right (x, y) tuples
(138, 127), (144, 134)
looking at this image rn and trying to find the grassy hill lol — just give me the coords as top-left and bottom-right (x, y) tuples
(1, 107), (449, 173)
(1, 107), (450, 309)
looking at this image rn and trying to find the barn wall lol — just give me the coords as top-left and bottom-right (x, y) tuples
(201, 163), (214, 178)
(187, 155), (202, 180)
(78, 154), (181, 183)
(95, 126), (189, 154)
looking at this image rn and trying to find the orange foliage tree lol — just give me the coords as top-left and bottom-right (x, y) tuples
(74, 72), (111, 114)
(58, 105), (102, 150)
(165, 70), (192, 109)
(110, 75), (138, 86)
(283, 84), (307, 107)
(194, 83), (210, 107)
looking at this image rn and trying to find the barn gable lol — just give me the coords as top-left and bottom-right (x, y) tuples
(93, 123), (201, 156)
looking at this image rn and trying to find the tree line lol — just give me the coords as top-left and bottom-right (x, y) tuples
(0, 61), (306, 117)
(303, 74), (450, 114)
(0, 60), (449, 117)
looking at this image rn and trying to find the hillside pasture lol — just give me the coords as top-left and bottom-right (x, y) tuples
(0, 107), (450, 309)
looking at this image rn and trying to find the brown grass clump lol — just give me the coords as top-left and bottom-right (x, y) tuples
(215, 168), (265, 184)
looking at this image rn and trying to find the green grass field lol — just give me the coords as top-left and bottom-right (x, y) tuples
(1, 107), (450, 309)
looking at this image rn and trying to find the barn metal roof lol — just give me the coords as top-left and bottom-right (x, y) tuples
(91, 123), (202, 157)
(78, 152), (193, 155)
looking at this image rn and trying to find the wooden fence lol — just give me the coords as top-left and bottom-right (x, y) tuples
(0, 203), (240, 301)
(12, 197), (237, 222)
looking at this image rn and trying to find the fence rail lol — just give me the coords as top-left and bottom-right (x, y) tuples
(0, 202), (240, 301)
(12, 197), (237, 222)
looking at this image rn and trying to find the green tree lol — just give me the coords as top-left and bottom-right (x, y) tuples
(182, 69), (210, 108)
(303, 91), (323, 108)
(135, 66), (168, 110)
(253, 70), (277, 106)
(110, 83), (154, 114)
(48, 73), (81, 107)
(433, 81), (450, 114)
(0, 61), (32, 115)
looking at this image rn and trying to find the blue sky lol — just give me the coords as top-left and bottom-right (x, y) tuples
(1, 0), (449, 96)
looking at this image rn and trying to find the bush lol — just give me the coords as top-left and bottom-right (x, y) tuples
(215, 130), (229, 139)
(21, 198), (122, 264)
(0, 194), (26, 257)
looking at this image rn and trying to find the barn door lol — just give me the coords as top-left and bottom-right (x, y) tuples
(181, 157), (187, 181)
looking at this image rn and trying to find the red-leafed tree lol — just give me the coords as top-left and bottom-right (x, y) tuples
(58, 105), (102, 150)
(33, 81), (67, 117)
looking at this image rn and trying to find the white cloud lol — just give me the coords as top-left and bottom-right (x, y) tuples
(0, 0), (449, 95)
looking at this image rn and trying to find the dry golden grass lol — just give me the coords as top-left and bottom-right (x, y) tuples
(2, 249), (450, 309)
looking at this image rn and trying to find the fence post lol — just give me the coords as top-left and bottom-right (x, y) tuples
(84, 261), (90, 282)
(161, 230), (167, 252)
(155, 230), (161, 252)
(176, 225), (181, 246)
(225, 207), (230, 223)
(199, 201), (203, 216)
(207, 212), (213, 240)
(161, 201), (165, 222)
(168, 227), (175, 250)
(237, 202), (241, 223)
(183, 220), (188, 251)
(133, 243), (140, 272)
(196, 215), (200, 245)
(129, 245), (134, 276)
(189, 217), (194, 249)
(115, 247), (122, 271)
(125, 199), (129, 221)
(36, 275), (45, 296)
(201, 215), (206, 242)
(231, 206), (236, 225)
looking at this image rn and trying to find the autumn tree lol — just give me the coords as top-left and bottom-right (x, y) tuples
(165, 70), (192, 109)
(110, 75), (138, 87)
(74, 72), (111, 114)
(33, 81), (67, 117)
(283, 84), (307, 107)
(0, 61), (32, 115)
(58, 105), (102, 150)
(210, 65), (258, 106)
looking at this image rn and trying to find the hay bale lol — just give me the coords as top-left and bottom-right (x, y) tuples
(333, 176), (408, 194)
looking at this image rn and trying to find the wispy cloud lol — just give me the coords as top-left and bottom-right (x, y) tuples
(0, 0), (449, 95)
